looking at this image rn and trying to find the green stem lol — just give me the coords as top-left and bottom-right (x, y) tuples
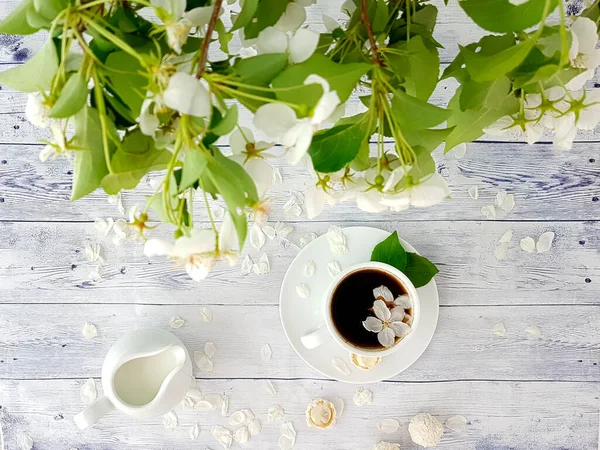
(557, 0), (569, 67)
(92, 69), (114, 174)
(217, 84), (302, 111)
(200, 181), (219, 250)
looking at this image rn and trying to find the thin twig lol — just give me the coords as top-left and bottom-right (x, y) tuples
(196, 0), (224, 79)
(361, 0), (384, 66)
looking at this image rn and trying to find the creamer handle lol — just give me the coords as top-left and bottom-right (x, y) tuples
(74, 395), (114, 430)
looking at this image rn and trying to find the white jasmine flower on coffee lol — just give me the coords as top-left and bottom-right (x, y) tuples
(274, 2), (307, 32)
(26, 92), (51, 128)
(256, 27), (319, 64)
(567, 17), (600, 90)
(144, 215), (238, 281)
(253, 75), (340, 164)
(363, 299), (411, 348)
(163, 72), (212, 117)
(373, 285), (394, 303)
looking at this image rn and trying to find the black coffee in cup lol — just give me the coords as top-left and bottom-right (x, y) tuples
(330, 269), (412, 350)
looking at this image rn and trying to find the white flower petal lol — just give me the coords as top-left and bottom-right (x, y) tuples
(80, 378), (97, 405)
(327, 260), (342, 277)
(492, 322), (506, 337)
(494, 242), (508, 260)
(284, 120), (314, 165)
(499, 230), (513, 243)
(274, 2), (306, 32)
(445, 415), (468, 433)
(571, 17), (598, 55)
(312, 91), (341, 125)
(304, 260), (316, 277)
(525, 325), (542, 338)
(373, 299), (392, 321)
(520, 236), (536, 253)
(353, 387), (373, 406)
(363, 316), (384, 333)
(169, 315), (185, 328)
(305, 185), (326, 219)
(194, 351), (214, 373)
(220, 395), (229, 416)
(322, 14), (341, 31)
(229, 410), (246, 426)
(373, 285), (394, 303)
(536, 231), (554, 253)
(201, 306), (213, 323)
(26, 92), (50, 128)
(327, 225), (348, 255)
(17, 433), (33, 450)
(184, 5), (215, 26)
(268, 405), (285, 422)
(94, 217), (114, 237)
(242, 254), (253, 274)
(254, 103), (298, 138)
(262, 379), (277, 395)
(331, 396), (344, 417)
(453, 143), (467, 159)
(390, 321), (411, 338)
(204, 342), (216, 359)
(229, 126), (253, 155)
(256, 26), (288, 54)
(189, 423), (200, 440)
(332, 357), (351, 375)
(163, 72), (211, 117)
(289, 28), (319, 63)
(389, 306), (405, 322)
(495, 190), (507, 207)
(377, 327), (396, 348)
(272, 167), (283, 185)
(261, 343), (273, 361)
(82, 322), (98, 340)
(468, 186), (479, 199)
(249, 222), (266, 250)
(296, 283), (310, 298)
(239, 46), (258, 58)
(481, 204), (497, 220)
(409, 173), (450, 207)
(501, 194), (515, 212)
(211, 425), (233, 449)
(377, 418), (400, 434)
(300, 232), (318, 247)
(394, 294), (412, 310)
(162, 411), (178, 429)
(252, 253), (271, 275)
(234, 426), (250, 444)
(248, 418), (262, 436)
(245, 158), (274, 196)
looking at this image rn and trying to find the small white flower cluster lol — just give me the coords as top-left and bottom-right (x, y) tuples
(484, 18), (600, 151)
(362, 286), (413, 348)
(25, 92), (70, 162)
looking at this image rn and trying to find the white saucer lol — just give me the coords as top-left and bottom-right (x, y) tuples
(279, 226), (439, 383)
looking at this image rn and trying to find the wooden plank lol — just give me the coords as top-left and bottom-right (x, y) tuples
(0, 142), (599, 222)
(0, 303), (599, 381)
(0, 378), (597, 450)
(0, 220), (598, 307)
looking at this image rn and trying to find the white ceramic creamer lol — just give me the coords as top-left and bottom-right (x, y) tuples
(74, 328), (193, 430)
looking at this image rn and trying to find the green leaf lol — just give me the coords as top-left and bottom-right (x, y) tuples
(372, 0), (388, 32)
(25, 6), (50, 29)
(49, 73), (89, 118)
(212, 104), (238, 136)
(233, 53), (289, 86)
(71, 106), (114, 201)
(391, 89), (451, 130)
(460, 0), (558, 33)
(0, 0), (38, 34)
(104, 51), (147, 116)
(214, 19), (233, 53)
(462, 39), (535, 82)
(0, 38), (58, 92)
(308, 117), (367, 173)
(371, 231), (407, 271)
(459, 76), (511, 111)
(243, 0), (289, 39)
(408, 146), (436, 180)
(101, 130), (172, 194)
(403, 127), (453, 153)
(33, 0), (68, 19)
(350, 139), (371, 171)
(231, 0), (258, 31)
(402, 252), (439, 288)
(180, 150), (208, 192)
(272, 54), (371, 107)
(387, 35), (440, 101)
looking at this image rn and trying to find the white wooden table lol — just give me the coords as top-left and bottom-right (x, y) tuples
(0, 1), (599, 449)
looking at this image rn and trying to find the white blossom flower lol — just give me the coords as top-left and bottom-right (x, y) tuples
(567, 17), (600, 90)
(39, 124), (70, 162)
(274, 2), (307, 32)
(138, 97), (161, 137)
(229, 127), (275, 196)
(238, 46), (258, 58)
(256, 27), (319, 64)
(484, 113), (544, 145)
(253, 75), (341, 164)
(322, 14), (341, 32)
(363, 299), (410, 348)
(163, 72), (212, 117)
(341, 0), (357, 16)
(25, 92), (51, 128)
(379, 173), (450, 210)
(144, 215), (238, 281)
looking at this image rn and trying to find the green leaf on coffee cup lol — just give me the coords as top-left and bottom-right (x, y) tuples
(371, 231), (439, 288)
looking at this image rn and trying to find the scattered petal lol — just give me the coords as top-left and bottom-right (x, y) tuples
(272, 168), (283, 185)
(80, 378), (97, 405)
(268, 405), (285, 422)
(350, 353), (381, 371)
(494, 242), (508, 260)
(211, 425), (233, 449)
(445, 415), (468, 433)
(169, 315), (185, 328)
(332, 357), (351, 376)
(501, 194), (515, 212)
(525, 325), (542, 338)
(250, 222), (266, 250)
(241, 254), (254, 274)
(201, 307), (213, 323)
(163, 411), (178, 429)
(261, 343), (273, 361)
(495, 190), (507, 207)
(327, 260), (342, 277)
(536, 231), (555, 253)
(520, 236), (536, 253)
(372, 442), (401, 450)
(327, 225), (348, 255)
(194, 400), (213, 411)
(194, 351), (214, 373)
(204, 342), (216, 359)
(248, 418), (262, 436)
(296, 283), (310, 298)
(481, 204), (497, 220)
(89, 265), (103, 282)
(189, 423), (200, 440)
(181, 395), (195, 409)
(82, 322), (98, 340)
(305, 398), (336, 429)
(453, 143), (467, 159)
(229, 410), (246, 427)
(252, 253), (271, 275)
(221, 395), (230, 416)
(205, 393), (225, 409)
(300, 232), (318, 247)
(234, 427), (250, 444)
(353, 387), (373, 406)
(377, 418), (400, 434)
(409, 413), (444, 447)
(499, 230), (513, 243)
(304, 260), (316, 277)
(242, 409), (255, 421)
(330, 397), (344, 417)
(468, 186), (479, 200)
(17, 433), (33, 450)
(94, 217), (114, 237)
(262, 380), (277, 395)
(492, 322), (506, 337)
(280, 422), (296, 442)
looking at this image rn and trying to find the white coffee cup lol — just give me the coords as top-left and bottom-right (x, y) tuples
(300, 261), (420, 358)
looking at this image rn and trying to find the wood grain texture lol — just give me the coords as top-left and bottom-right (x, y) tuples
(0, 142), (599, 222)
(0, 379), (597, 450)
(0, 303), (598, 381)
(0, 221), (598, 306)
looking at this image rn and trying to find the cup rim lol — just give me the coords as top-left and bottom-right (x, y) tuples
(323, 261), (421, 358)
